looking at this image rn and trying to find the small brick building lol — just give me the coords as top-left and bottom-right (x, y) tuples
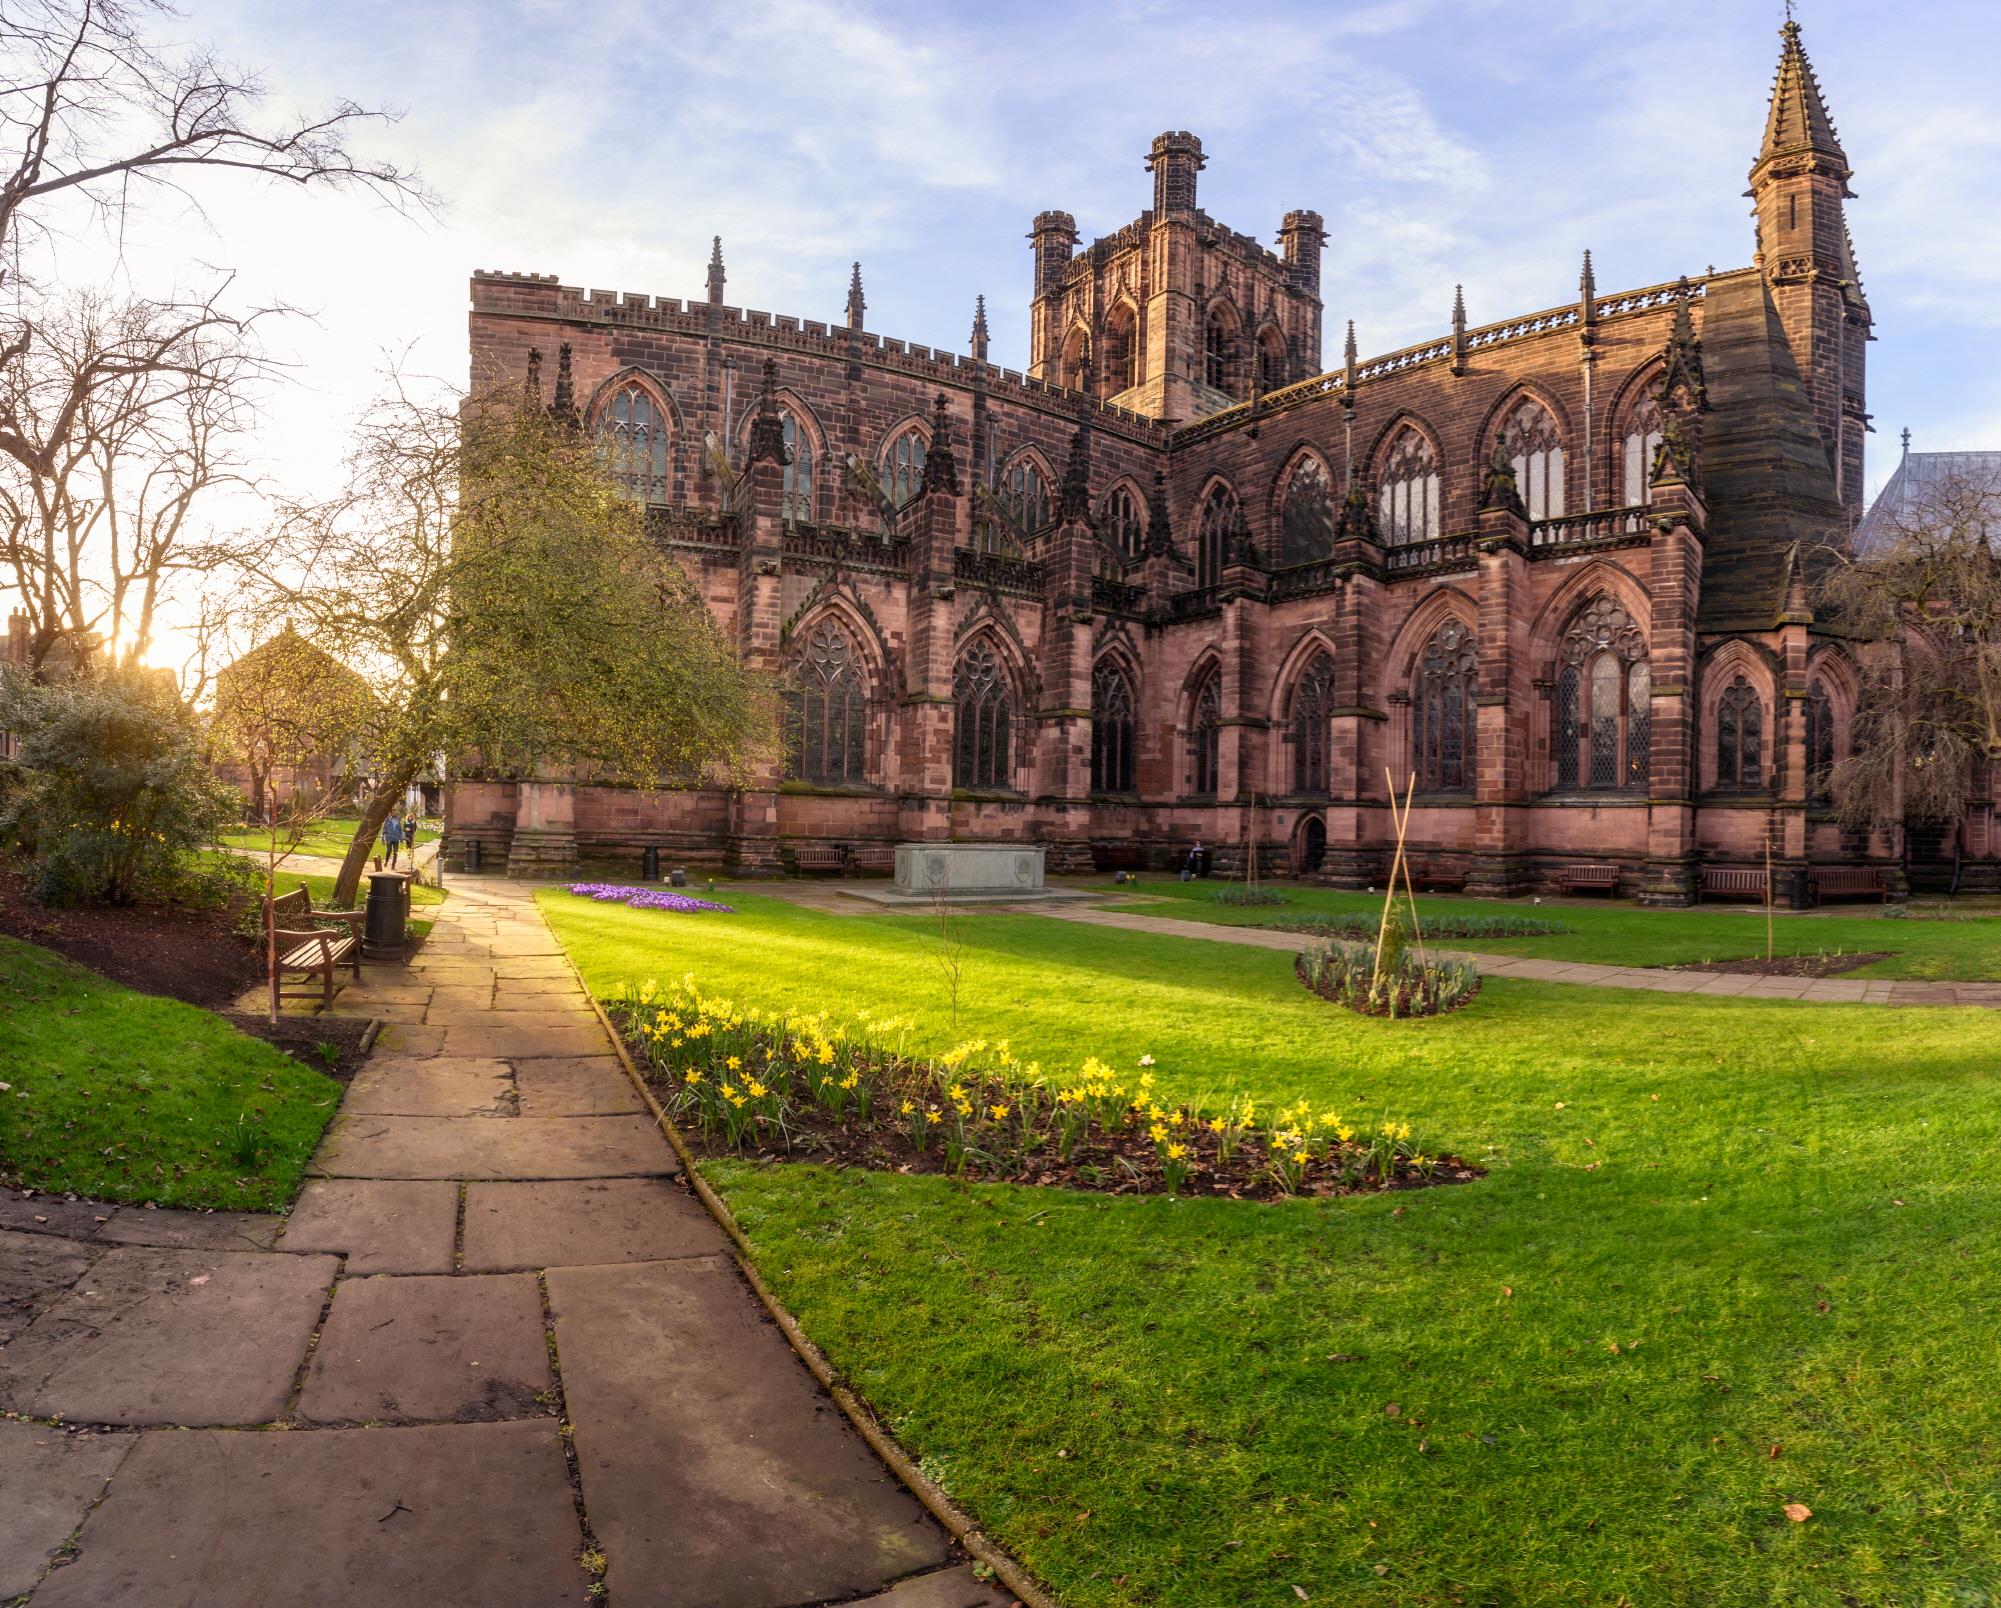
(454, 22), (1936, 903)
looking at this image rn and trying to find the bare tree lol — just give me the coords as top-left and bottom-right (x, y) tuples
(0, 284), (277, 669)
(1818, 466), (2001, 831)
(0, 0), (426, 288)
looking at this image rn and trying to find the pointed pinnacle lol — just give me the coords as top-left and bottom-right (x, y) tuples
(1581, 249), (1596, 296)
(1343, 320), (1358, 366)
(845, 261), (865, 329)
(1452, 284), (1466, 326)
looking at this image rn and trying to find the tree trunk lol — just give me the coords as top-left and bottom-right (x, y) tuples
(334, 761), (420, 907)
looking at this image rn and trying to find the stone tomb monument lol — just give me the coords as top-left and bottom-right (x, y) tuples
(844, 843), (1092, 905)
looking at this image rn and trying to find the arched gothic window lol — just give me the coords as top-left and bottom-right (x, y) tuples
(1805, 678), (1836, 800)
(953, 640), (1013, 790)
(598, 384), (669, 501)
(1104, 486), (1144, 559)
(741, 406), (814, 525)
(1622, 393), (1665, 510)
(1059, 329), (1089, 393)
(1289, 652), (1336, 795)
(1204, 307), (1234, 395)
(783, 621), (867, 784)
(1715, 675), (1764, 790)
(1256, 329), (1287, 391)
(1377, 428), (1440, 546)
(1412, 620), (1478, 792)
(1191, 671), (1222, 796)
(1001, 457), (1049, 538)
(1195, 483), (1238, 588)
(1553, 596), (1650, 791)
(1102, 307), (1137, 395)
(1278, 457), (1335, 566)
(1499, 399), (1565, 521)
(883, 426), (928, 509)
(1091, 662), (1137, 793)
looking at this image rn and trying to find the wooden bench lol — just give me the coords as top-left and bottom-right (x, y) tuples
(1408, 855), (1468, 891)
(1094, 842), (1145, 873)
(789, 843), (848, 876)
(849, 844), (896, 876)
(1810, 865), (1887, 903)
(263, 885), (364, 1010)
(1558, 862), (1621, 896)
(1699, 866), (1769, 902)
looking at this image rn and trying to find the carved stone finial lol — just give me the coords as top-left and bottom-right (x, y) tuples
(1336, 479), (1380, 545)
(845, 262), (865, 331)
(525, 347), (543, 405)
(1450, 286), (1468, 374)
(550, 343), (576, 427)
(745, 358), (789, 468)
(970, 294), (989, 363)
(1480, 444), (1527, 518)
(920, 393), (960, 497)
(707, 235), (726, 305)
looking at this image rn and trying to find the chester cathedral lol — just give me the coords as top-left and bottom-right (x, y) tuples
(453, 21), (1939, 904)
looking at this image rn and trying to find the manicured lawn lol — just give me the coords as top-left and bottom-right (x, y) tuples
(1096, 876), (2001, 980)
(218, 815), (438, 861)
(0, 935), (341, 1209)
(540, 888), (2001, 1607)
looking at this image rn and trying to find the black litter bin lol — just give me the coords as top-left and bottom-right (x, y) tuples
(643, 845), (661, 880)
(364, 871), (412, 960)
(464, 837), (482, 872)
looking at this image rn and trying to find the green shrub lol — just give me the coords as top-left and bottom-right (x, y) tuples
(1270, 912), (1573, 941)
(1297, 935), (1480, 1018)
(1210, 886), (1287, 907)
(0, 666), (240, 906)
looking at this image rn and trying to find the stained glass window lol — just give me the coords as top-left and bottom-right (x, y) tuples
(953, 640), (1012, 790)
(1279, 456), (1335, 566)
(1192, 672), (1222, 795)
(741, 406), (813, 524)
(1805, 678), (1835, 798)
(1552, 595), (1649, 792)
(1205, 310), (1232, 393)
(1256, 329), (1287, 391)
(784, 621), (866, 784)
(1195, 483), (1238, 588)
(1499, 399), (1565, 521)
(1290, 653), (1336, 795)
(1716, 675), (1763, 789)
(1091, 662), (1137, 793)
(883, 426), (928, 509)
(1412, 620), (1477, 791)
(1622, 394), (1665, 510)
(1001, 458), (1049, 538)
(599, 384), (669, 501)
(1103, 308), (1137, 394)
(1377, 428), (1440, 546)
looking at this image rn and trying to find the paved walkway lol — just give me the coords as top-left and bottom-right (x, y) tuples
(0, 878), (1009, 1608)
(1008, 902), (2001, 1007)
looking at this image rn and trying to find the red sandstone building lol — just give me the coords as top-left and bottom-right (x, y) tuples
(456, 22), (1925, 903)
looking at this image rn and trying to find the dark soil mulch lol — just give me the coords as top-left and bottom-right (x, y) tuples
(219, 1012), (376, 1082)
(0, 863), (260, 1008)
(1666, 952), (1892, 978)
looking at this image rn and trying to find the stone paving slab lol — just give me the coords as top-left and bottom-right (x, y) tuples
(513, 1055), (644, 1116)
(441, 1022), (611, 1059)
(0, 1190), (113, 1238)
(277, 1179), (458, 1274)
(548, 1257), (948, 1608)
(0, 1246), (337, 1426)
(851, 1565), (1021, 1608)
(372, 1022), (446, 1058)
(0, 1420), (134, 1598)
(95, 1208), (282, 1252)
(345, 1055), (514, 1117)
(299, 1272), (553, 1425)
(0, 1228), (101, 1344)
(317, 1114), (674, 1180)
(32, 1420), (590, 1607)
(461, 1179), (726, 1270)
(425, 1006), (573, 1029)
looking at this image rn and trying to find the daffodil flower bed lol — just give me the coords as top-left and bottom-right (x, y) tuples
(1297, 937), (1481, 1018)
(566, 883), (734, 914)
(607, 977), (1476, 1200)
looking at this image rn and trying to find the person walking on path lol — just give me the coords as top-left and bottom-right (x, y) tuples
(382, 811), (404, 869)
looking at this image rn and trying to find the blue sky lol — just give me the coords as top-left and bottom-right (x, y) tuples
(93, 0), (2001, 630)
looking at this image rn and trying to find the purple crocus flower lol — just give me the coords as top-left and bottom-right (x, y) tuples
(566, 882), (734, 914)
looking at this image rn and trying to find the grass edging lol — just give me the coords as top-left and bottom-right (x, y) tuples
(580, 982), (1063, 1608)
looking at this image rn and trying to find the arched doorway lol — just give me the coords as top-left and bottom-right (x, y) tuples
(1294, 813), (1327, 874)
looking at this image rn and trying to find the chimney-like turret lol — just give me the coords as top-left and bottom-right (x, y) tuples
(1147, 131), (1205, 216)
(1029, 210), (1079, 295)
(1279, 209), (1326, 294)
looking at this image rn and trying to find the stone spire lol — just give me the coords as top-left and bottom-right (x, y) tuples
(845, 262), (865, 331)
(919, 393), (960, 497)
(1756, 19), (1848, 178)
(1658, 278), (1706, 412)
(707, 236), (726, 305)
(1450, 285), (1468, 375)
(1342, 320), (1358, 390)
(1579, 250), (1598, 337)
(969, 294), (989, 363)
(550, 343), (576, 427)
(525, 347), (543, 406)
(745, 358), (788, 467)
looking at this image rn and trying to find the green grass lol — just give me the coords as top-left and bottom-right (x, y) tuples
(541, 887), (2001, 1608)
(217, 815), (438, 861)
(1096, 877), (2001, 980)
(0, 935), (341, 1209)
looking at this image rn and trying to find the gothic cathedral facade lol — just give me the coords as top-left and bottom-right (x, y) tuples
(455, 22), (1927, 904)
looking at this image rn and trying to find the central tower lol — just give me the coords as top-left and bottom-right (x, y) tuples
(1027, 132), (1324, 424)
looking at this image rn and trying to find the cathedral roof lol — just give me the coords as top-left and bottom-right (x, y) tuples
(1694, 271), (1849, 631)
(1856, 445), (2001, 555)
(1755, 20), (1847, 176)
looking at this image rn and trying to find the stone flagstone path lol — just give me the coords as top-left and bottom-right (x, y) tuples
(0, 878), (1012, 1608)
